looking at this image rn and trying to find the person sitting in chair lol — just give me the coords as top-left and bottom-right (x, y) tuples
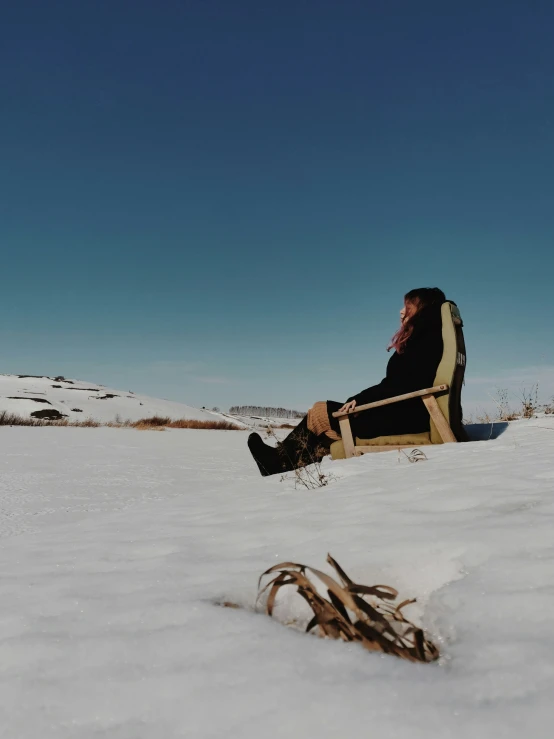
(248, 287), (448, 477)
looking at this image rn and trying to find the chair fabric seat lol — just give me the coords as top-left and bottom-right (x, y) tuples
(330, 432), (432, 460)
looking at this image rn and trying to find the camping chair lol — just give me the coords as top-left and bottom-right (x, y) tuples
(330, 301), (467, 460)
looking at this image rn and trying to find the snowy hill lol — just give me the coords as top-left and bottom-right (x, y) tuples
(1, 416), (554, 736)
(0, 374), (241, 424)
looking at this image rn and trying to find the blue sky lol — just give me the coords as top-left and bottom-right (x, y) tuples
(2, 0), (553, 413)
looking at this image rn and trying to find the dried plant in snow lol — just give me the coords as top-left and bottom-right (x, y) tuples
(257, 554), (439, 664)
(0, 411), (241, 431)
(398, 448), (428, 464)
(266, 426), (334, 489)
(519, 384), (539, 418)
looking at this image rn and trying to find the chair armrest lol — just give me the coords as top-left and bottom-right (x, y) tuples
(332, 384), (449, 419)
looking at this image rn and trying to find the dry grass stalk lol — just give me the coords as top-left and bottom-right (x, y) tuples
(57, 418), (102, 428)
(265, 425), (333, 489)
(128, 416), (241, 430)
(133, 415), (170, 427)
(280, 457), (332, 489)
(0, 412), (99, 428)
(519, 384), (539, 418)
(0, 411), (241, 431)
(0, 411), (46, 427)
(476, 385), (542, 425)
(162, 418), (241, 430)
(257, 554), (439, 664)
(398, 448), (428, 464)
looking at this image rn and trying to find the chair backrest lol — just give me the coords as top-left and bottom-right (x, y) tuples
(431, 302), (468, 443)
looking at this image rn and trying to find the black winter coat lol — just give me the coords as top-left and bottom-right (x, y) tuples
(333, 304), (444, 439)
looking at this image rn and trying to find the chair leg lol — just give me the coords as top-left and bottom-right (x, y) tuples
(338, 416), (356, 458)
(422, 395), (457, 443)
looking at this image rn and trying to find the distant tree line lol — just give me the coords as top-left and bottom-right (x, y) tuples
(229, 405), (304, 418)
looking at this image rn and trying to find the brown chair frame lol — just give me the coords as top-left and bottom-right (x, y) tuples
(331, 384), (457, 458)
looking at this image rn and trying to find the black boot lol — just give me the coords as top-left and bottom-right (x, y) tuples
(247, 433), (282, 477)
(276, 417), (332, 472)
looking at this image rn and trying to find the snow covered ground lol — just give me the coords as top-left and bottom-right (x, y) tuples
(1, 417), (554, 738)
(0, 374), (243, 424)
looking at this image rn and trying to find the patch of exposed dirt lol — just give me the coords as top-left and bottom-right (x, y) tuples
(71, 408), (83, 412)
(31, 409), (68, 420)
(52, 387), (100, 391)
(93, 394), (119, 400)
(7, 397), (52, 405)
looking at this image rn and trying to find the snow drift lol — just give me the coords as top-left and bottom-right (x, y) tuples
(0, 416), (553, 737)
